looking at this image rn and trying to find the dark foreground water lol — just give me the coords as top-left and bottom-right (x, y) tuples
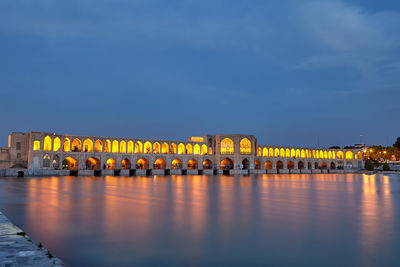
(0, 174), (399, 266)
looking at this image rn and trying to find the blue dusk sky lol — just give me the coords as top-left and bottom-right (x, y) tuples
(0, 0), (399, 147)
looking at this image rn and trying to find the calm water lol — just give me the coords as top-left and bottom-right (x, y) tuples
(0, 174), (399, 266)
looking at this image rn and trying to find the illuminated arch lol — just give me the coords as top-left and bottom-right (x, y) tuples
(220, 158), (233, 170)
(201, 144), (207, 155)
(269, 148), (274, 157)
(193, 144), (200, 155)
(319, 150), (324, 159)
(72, 138), (81, 152)
(328, 151), (332, 159)
(83, 139), (93, 152)
(287, 161), (294, 169)
(276, 161), (283, 170)
(137, 158), (149, 169)
(106, 158), (116, 169)
(312, 150), (316, 159)
(105, 140), (111, 153)
(301, 149), (305, 158)
(265, 160), (272, 169)
(135, 141), (143, 153)
(203, 159), (212, 169)
(127, 141), (134, 153)
(186, 144), (193, 155)
(155, 158), (166, 169)
(153, 142), (160, 154)
(333, 151), (336, 159)
(170, 143), (177, 154)
(306, 150), (309, 158)
(112, 140), (119, 153)
(280, 148), (285, 157)
(291, 149), (295, 158)
(63, 138), (70, 152)
(221, 138), (234, 154)
(208, 147), (213, 155)
(324, 151), (328, 159)
(120, 141), (127, 153)
(172, 159), (182, 169)
(33, 140), (40, 151)
(274, 148), (280, 157)
(257, 147), (262, 157)
(53, 137), (61, 152)
(178, 143), (185, 155)
(188, 159), (198, 169)
(63, 157), (78, 170)
(44, 136), (52, 151)
(240, 138), (251, 154)
(296, 149), (301, 158)
(263, 148), (268, 157)
(144, 142), (152, 154)
(357, 151), (361, 159)
(162, 143), (169, 154)
(337, 151), (344, 159)
(285, 148), (290, 158)
(122, 158), (131, 169)
(86, 157), (100, 170)
(346, 151), (353, 159)
(94, 140), (103, 152)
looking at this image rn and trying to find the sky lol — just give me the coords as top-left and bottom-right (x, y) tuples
(0, 0), (399, 148)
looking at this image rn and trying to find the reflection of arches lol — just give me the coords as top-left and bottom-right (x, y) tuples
(203, 159), (212, 169)
(44, 136), (52, 151)
(105, 140), (111, 153)
(63, 138), (70, 152)
(53, 137), (61, 152)
(83, 139), (93, 152)
(137, 158), (149, 169)
(162, 143), (169, 154)
(201, 144), (207, 155)
(128, 141), (134, 153)
(172, 159), (182, 169)
(170, 143), (177, 154)
(193, 144), (200, 155)
(330, 162), (336, 169)
(242, 159), (250, 169)
(120, 141), (127, 153)
(186, 144), (193, 155)
(72, 138), (82, 152)
(106, 158), (116, 169)
(95, 140), (103, 152)
(240, 138), (251, 154)
(321, 162), (327, 169)
(144, 142), (152, 154)
(112, 140), (119, 153)
(63, 157), (78, 170)
(122, 158), (131, 169)
(135, 141), (143, 153)
(287, 161), (294, 169)
(43, 154), (51, 168)
(178, 143), (185, 154)
(265, 160), (272, 169)
(86, 157), (100, 170)
(255, 160), (260, 169)
(188, 159), (198, 169)
(276, 161), (283, 170)
(298, 161), (304, 169)
(153, 142), (160, 154)
(33, 140), (40, 151)
(155, 158), (166, 169)
(220, 158), (233, 169)
(221, 138), (234, 154)
(346, 151), (353, 159)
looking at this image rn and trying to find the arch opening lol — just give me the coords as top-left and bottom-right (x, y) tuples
(86, 157), (100, 170)
(154, 158), (166, 169)
(221, 158), (233, 170)
(172, 159), (182, 169)
(122, 158), (131, 169)
(203, 159), (212, 169)
(137, 158), (149, 169)
(63, 157), (78, 170)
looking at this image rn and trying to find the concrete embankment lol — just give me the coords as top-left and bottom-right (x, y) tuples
(0, 211), (64, 266)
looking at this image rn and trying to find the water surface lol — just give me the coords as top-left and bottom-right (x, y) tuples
(0, 174), (399, 266)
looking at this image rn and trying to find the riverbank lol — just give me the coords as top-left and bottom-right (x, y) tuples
(0, 211), (64, 266)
